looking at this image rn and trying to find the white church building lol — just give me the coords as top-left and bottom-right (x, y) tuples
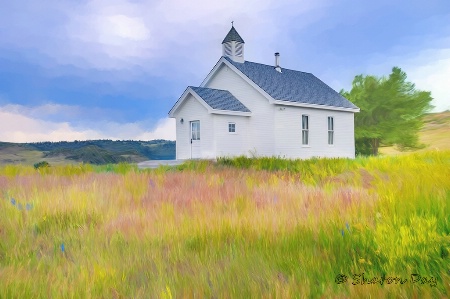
(168, 26), (359, 159)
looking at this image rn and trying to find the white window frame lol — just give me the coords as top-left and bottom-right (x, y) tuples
(228, 122), (236, 134)
(302, 114), (309, 146)
(328, 116), (334, 145)
(191, 120), (200, 141)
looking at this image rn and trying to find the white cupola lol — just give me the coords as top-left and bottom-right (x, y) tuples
(222, 24), (245, 63)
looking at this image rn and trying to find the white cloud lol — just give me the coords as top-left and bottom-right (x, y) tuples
(0, 105), (176, 142)
(0, 0), (331, 86)
(0, 108), (102, 142)
(99, 15), (150, 42)
(135, 118), (176, 141)
(1, 103), (82, 119)
(406, 48), (450, 112)
(0, 103), (124, 123)
(19, 0), (326, 70)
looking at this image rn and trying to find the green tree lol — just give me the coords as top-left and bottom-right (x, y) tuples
(341, 67), (433, 156)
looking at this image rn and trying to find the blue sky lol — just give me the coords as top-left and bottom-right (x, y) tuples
(0, 0), (449, 142)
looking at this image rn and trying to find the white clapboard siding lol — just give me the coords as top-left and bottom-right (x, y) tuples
(205, 64), (275, 157)
(172, 94), (215, 159)
(274, 106), (355, 158)
(213, 114), (250, 157)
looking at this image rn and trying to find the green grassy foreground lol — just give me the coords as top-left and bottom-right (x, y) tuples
(0, 151), (449, 298)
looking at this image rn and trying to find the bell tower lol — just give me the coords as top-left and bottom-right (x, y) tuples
(222, 23), (245, 63)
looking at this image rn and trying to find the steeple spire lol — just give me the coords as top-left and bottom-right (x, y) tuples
(222, 24), (245, 63)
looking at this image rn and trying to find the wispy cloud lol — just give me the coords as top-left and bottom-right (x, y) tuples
(407, 48), (450, 112)
(1, 0), (328, 71)
(0, 104), (175, 142)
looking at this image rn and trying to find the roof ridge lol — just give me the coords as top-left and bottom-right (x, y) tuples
(223, 56), (312, 75)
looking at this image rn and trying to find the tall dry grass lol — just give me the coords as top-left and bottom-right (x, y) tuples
(0, 151), (449, 298)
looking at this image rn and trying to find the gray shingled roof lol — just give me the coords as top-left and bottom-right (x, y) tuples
(224, 57), (358, 109)
(190, 86), (251, 112)
(222, 26), (245, 44)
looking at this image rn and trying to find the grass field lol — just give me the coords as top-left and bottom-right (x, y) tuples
(1, 151), (449, 298)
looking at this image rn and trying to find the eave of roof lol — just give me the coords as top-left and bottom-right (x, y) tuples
(168, 86), (251, 117)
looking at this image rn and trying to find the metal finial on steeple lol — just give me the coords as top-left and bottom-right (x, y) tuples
(231, 21), (234, 27)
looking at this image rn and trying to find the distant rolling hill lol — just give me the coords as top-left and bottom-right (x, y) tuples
(0, 140), (175, 165)
(379, 111), (450, 155)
